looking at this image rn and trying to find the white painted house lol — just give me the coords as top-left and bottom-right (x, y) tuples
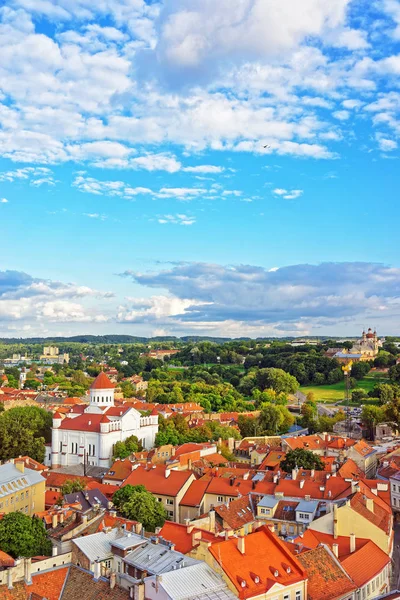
(51, 372), (158, 468)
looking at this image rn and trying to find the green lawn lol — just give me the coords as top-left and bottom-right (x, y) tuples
(300, 371), (389, 403)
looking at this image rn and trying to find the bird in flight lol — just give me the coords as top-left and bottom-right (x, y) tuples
(263, 144), (271, 149)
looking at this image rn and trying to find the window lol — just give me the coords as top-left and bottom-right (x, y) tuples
(394, 498), (397, 507)
(217, 496), (223, 502)
(168, 511), (174, 518)
(296, 591), (302, 600)
(229, 497), (235, 502)
(283, 594), (290, 600)
(298, 513), (309, 520)
(166, 499), (174, 505)
(59, 441), (62, 453)
(71, 442), (78, 454)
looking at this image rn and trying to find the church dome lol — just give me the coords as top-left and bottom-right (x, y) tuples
(90, 371), (116, 390)
(366, 328), (374, 339)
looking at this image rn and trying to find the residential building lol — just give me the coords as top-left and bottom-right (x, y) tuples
(347, 440), (378, 478)
(256, 494), (319, 536)
(0, 460), (45, 515)
(122, 464), (195, 521)
(297, 546), (357, 600)
(144, 562), (237, 600)
(40, 345), (70, 365)
(51, 372), (159, 468)
(207, 525), (308, 600)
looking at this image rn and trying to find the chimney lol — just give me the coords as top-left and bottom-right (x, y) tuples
(350, 533), (356, 553)
(332, 543), (339, 558)
(188, 459), (192, 471)
(93, 560), (101, 581)
(52, 514), (58, 528)
(299, 480), (305, 489)
(238, 536), (245, 555)
(192, 531), (202, 546)
(7, 568), (13, 590)
(24, 558), (32, 586)
(135, 523), (142, 535)
(292, 468), (298, 481)
(165, 469), (171, 478)
(310, 469), (315, 477)
(366, 498), (374, 513)
(333, 504), (338, 540)
(15, 461), (25, 473)
(110, 572), (116, 590)
(52, 547), (58, 557)
(209, 509), (216, 532)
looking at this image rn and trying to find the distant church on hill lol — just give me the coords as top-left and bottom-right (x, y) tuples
(50, 372), (158, 469)
(350, 328), (382, 359)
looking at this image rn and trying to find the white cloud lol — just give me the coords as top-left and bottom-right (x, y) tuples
(333, 110), (350, 121)
(156, 214), (196, 225)
(83, 212), (108, 220)
(376, 135), (398, 151)
(0, 198), (9, 203)
(183, 165), (224, 173)
(273, 188), (303, 200)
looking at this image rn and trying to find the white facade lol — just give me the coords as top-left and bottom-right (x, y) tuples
(51, 373), (158, 469)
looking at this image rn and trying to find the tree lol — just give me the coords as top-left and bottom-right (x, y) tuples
(120, 381), (134, 398)
(301, 401), (317, 431)
(281, 448), (324, 472)
(351, 389), (366, 403)
(255, 368), (299, 394)
(61, 479), (86, 495)
(258, 403), (294, 435)
(0, 407), (52, 463)
(113, 435), (142, 459)
(0, 513), (52, 558)
(362, 405), (385, 440)
(238, 415), (259, 437)
(351, 361), (371, 380)
(389, 364), (400, 383)
(372, 383), (397, 405)
(384, 396), (400, 428)
(113, 485), (166, 531)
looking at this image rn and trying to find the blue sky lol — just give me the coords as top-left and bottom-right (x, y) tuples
(1, 0), (400, 338)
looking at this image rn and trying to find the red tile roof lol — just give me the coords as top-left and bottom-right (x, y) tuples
(122, 464), (194, 497)
(298, 547), (356, 600)
(174, 443), (213, 457)
(103, 459), (136, 482)
(214, 496), (255, 529)
(29, 566), (69, 600)
(294, 530), (369, 558)
(338, 458), (365, 479)
(0, 549), (15, 568)
(86, 481), (118, 499)
(158, 521), (220, 553)
(350, 492), (392, 534)
(59, 414), (105, 432)
(209, 525), (306, 599)
(352, 439), (375, 457)
(180, 479), (210, 507)
(90, 371), (116, 390)
(44, 472), (98, 490)
(341, 540), (390, 587)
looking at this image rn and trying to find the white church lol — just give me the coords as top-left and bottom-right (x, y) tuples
(50, 372), (158, 469)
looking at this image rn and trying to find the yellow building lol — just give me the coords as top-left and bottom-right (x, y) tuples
(0, 459), (45, 516)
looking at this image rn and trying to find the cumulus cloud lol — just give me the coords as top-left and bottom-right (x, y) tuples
(273, 188), (303, 200)
(0, 268), (113, 326)
(118, 261), (400, 331)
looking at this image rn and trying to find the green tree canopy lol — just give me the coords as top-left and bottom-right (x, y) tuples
(113, 435), (142, 460)
(0, 512), (52, 558)
(280, 448), (325, 472)
(255, 368), (299, 394)
(113, 485), (166, 531)
(61, 479), (86, 496)
(0, 406), (52, 463)
(257, 403), (294, 435)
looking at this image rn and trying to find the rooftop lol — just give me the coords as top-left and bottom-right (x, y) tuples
(298, 547), (356, 600)
(90, 371), (116, 390)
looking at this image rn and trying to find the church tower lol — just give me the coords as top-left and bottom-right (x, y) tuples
(89, 371), (115, 408)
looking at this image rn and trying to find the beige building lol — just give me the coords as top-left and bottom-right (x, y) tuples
(0, 459), (45, 516)
(40, 346), (70, 365)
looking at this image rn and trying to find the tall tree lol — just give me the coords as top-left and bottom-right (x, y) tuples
(113, 485), (166, 531)
(281, 448), (324, 472)
(0, 513), (52, 558)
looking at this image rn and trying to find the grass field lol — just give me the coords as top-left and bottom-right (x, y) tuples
(300, 371), (389, 403)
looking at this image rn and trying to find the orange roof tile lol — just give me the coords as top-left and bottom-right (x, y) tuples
(341, 540), (390, 587)
(209, 526), (306, 599)
(350, 492), (392, 534)
(214, 496), (255, 529)
(0, 549), (15, 568)
(29, 566), (69, 600)
(104, 458), (136, 482)
(180, 479), (210, 507)
(298, 546), (356, 600)
(294, 530), (369, 558)
(338, 458), (365, 479)
(158, 522), (220, 553)
(122, 464), (193, 497)
(352, 439), (375, 457)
